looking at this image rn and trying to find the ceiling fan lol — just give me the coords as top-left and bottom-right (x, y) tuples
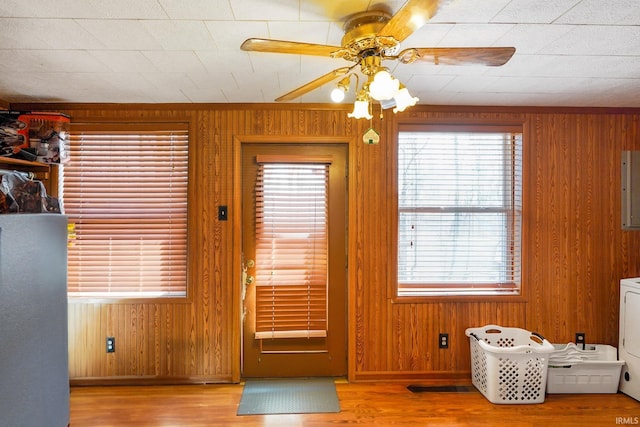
(240, 0), (515, 117)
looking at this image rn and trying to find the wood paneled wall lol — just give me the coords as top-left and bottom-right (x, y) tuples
(12, 103), (640, 384)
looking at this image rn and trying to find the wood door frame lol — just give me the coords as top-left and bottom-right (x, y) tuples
(231, 135), (357, 383)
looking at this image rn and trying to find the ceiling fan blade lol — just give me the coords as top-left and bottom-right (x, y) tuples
(241, 38), (341, 57)
(379, 0), (440, 42)
(275, 67), (352, 102)
(398, 47), (516, 66)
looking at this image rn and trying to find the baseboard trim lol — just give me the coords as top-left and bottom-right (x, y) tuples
(351, 370), (471, 383)
(70, 371), (471, 386)
(70, 375), (235, 387)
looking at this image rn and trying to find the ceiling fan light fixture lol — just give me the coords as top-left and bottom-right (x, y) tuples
(393, 85), (419, 113)
(242, 0), (517, 118)
(369, 69), (400, 101)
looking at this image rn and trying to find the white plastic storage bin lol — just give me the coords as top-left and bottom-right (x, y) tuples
(465, 325), (555, 404)
(547, 343), (624, 394)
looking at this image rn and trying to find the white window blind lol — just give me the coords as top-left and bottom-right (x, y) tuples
(397, 125), (522, 296)
(254, 158), (329, 339)
(62, 123), (189, 298)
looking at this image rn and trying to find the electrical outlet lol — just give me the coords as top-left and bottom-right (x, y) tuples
(439, 333), (449, 349)
(575, 332), (585, 349)
(106, 337), (115, 353)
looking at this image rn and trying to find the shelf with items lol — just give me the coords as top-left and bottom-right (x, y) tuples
(1, 110), (69, 195)
(0, 156), (51, 182)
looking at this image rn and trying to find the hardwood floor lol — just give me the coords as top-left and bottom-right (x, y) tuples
(69, 381), (639, 426)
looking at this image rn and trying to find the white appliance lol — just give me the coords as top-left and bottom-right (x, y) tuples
(620, 277), (640, 401)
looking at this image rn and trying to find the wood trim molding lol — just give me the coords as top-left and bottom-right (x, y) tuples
(352, 370), (472, 383)
(70, 375), (235, 386)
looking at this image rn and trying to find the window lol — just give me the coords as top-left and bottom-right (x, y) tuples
(62, 123), (189, 298)
(254, 157), (330, 339)
(397, 124), (522, 297)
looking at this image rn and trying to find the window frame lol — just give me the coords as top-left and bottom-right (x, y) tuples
(391, 121), (527, 302)
(63, 121), (191, 302)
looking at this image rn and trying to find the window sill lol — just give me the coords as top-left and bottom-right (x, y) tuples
(391, 293), (527, 304)
(68, 294), (189, 304)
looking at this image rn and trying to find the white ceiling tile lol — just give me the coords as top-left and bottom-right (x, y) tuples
(405, 73), (458, 93)
(247, 52), (301, 74)
(0, 72), (48, 101)
(80, 0), (168, 19)
(3, 50), (107, 73)
(437, 23), (517, 47)
(98, 72), (157, 93)
(158, 0), (234, 20)
(88, 72), (186, 102)
(555, 0), (640, 25)
(89, 51), (159, 73)
(482, 75), (599, 93)
(390, 62), (439, 81)
(232, 69), (277, 93)
(196, 50), (253, 74)
(142, 20), (216, 51)
(230, 0), (299, 21)
(0, 0), (169, 19)
(17, 72), (152, 103)
(0, 0), (103, 18)
(433, 91), (563, 106)
(0, 18), (105, 49)
(76, 20), (163, 50)
(142, 51), (208, 73)
(491, 54), (640, 79)
(539, 25), (640, 55)
(493, 23), (575, 54)
(0, 18), (49, 49)
(440, 74), (502, 92)
(140, 73), (195, 102)
(327, 21), (348, 46)
(181, 84), (227, 103)
(589, 83), (640, 107)
(491, 0), (581, 24)
(0, 0), (639, 107)
(430, 0), (511, 23)
(187, 70), (237, 91)
(400, 24), (456, 52)
(222, 70), (272, 102)
(268, 21), (333, 45)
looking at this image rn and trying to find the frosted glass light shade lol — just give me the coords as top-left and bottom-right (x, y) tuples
(369, 70), (400, 101)
(348, 100), (372, 120)
(393, 87), (419, 113)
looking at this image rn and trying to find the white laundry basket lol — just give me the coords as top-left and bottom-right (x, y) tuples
(547, 343), (624, 394)
(465, 325), (555, 404)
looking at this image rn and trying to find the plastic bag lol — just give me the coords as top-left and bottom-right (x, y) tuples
(0, 171), (60, 213)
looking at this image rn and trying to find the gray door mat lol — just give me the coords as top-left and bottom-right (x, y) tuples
(237, 377), (341, 415)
